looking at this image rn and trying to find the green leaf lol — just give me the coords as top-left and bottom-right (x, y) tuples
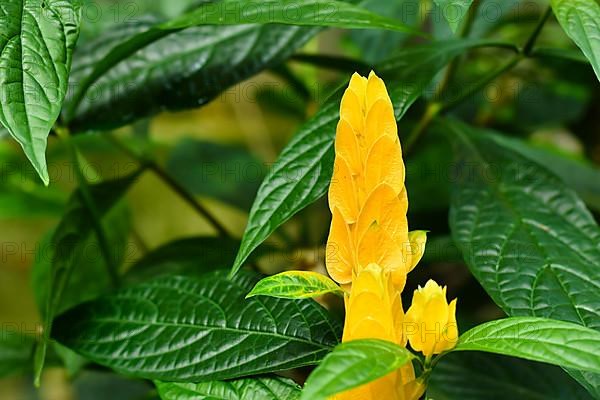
(162, 0), (424, 35)
(247, 271), (343, 299)
(300, 339), (414, 400)
(33, 172), (140, 386)
(0, 333), (35, 378)
(484, 132), (600, 213)
(64, 18), (318, 131)
(447, 118), (600, 395)
(124, 236), (242, 284)
(429, 352), (594, 400)
(52, 271), (341, 382)
(454, 317), (600, 374)
(0, 0), (82, 184)
(231, 39), (498, 275)
(433, 0), (474, 33)
(155, 376), (301, 400)
(551, 0), (600, 82)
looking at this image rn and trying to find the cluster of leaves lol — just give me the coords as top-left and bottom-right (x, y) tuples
(1, 0), (600, 399)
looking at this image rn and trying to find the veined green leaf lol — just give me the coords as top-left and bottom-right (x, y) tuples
(33, 172), (140, 386)
(231, 39), (501, 276)
(551, 0), (600, 82)
(448, 118), (600, 396)
(155, 376), (301, 400)
(0, 0), (82, 184)
(162, 0), (424, 35)
(485, 133), (600, 213)
(454, 317), (600, 374)
(433, 0), (474, 33)
(64, 18), (318, 131)
(429, 352), (594, 400)
(247, 271), (343, 299)
(124, 236), (241, 284)
(300, 339), (414, 400)
(52, 271), (341, 382)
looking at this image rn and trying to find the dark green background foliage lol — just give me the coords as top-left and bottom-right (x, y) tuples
(1, 0), (599, 399)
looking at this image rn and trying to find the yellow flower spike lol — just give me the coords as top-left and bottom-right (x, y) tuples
(334, 264), (423, 400)
(405, 280), (459, 359)
(326, 71), (410, 288)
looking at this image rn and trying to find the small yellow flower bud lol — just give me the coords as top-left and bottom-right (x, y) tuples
(405, 280), (458, 358)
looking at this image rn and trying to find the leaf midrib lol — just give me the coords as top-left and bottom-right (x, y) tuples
(70, 316), (334, 349)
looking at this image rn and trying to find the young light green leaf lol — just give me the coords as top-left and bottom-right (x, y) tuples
(155, 376), (301, 400)
(162, 0), (424, 35)
(52, 271), (341, 382)
(247, 271), (343, 299)
(551, 0), (600, 82)
(429, 352), (593, 400)
(0, 0), (82, 184)
(231, 39), (500, 276)
(447, 118), (600, 395)
(454, 317), (600, 374)
(433, 0), (474, 33)
(300, 339), (414, 400)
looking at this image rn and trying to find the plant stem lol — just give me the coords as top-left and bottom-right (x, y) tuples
(434, 0), (482, 99)
(104, 134), (232, 239)
(147, 162), (232, 239)
(522, 6), (553, 56)
(405, 5), (553, 152)
(57, 128), (121, 288)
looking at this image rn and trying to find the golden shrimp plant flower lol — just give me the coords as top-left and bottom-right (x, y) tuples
(325, 72), (457, 399)
(405, 280), (458, 359)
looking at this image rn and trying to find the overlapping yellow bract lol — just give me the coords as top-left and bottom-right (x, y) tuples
(326, 72), (456, 400)
(326, 71), (423, 292)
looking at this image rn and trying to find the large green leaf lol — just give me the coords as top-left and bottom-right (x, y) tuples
(231, 39), (499, 275)
(454, 317), (600, 374)
(247, 271), (343, 299)
(433, 0), (474, 33)
(551, 0), (600, 82)
(448, 119), (600, 396)
(300, 339), (414, 400)
(52, 271), (341, 382)
(429, 352), (593, 400)
(155, 376), (301, 400)
(124, 236), (241, 284)
(0, 0), (82, 184)
(33, 172), (140, 385)
(489, 133), (600, 213)
(64, 19), (318, 131)
(0, 333), (35, 378)
(163, 0), (423, 34)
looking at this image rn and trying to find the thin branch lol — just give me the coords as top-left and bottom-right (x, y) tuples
(104, 134), (232, 239)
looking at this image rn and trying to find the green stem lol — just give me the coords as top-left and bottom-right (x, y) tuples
(440, 55), (522, 112)
(434, 0), (482, 100)
(57, 128), (120, 288)
(522, 6), (553, 56)
(104, 134), (232, 239)
(405, 6), (553, 152)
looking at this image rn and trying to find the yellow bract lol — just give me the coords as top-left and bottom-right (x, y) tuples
(326, 71), (411, 291)
(405, 280), (458, 358)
